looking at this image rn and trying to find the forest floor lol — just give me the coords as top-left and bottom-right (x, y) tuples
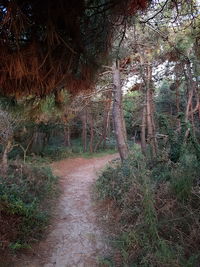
(11, 153), (118, 267)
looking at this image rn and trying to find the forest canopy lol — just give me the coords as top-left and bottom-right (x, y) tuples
(0, 0), (148, 98)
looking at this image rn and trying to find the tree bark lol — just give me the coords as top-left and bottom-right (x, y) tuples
(89, 115), (94, 153)
(2, 139), (12, 174)
(81, 108), (87, 152)
(138, 48), (157, 157)
(141, 103), (147, 155)
(183, 62), (196, 141)
(112, 60), (129, 161)
(175, 86), (181, 132)
(64, 125), (71, 147)
(146, 63), (158, 157)
(102, 112), (110, 148)
(121, 104), (128, 144)
(103, 92), (112, 148)
(94, 92), (112, 151)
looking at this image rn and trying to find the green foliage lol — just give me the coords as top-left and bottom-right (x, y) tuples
(41, 138), (116, 161)
(95, 145), (200, 266)
(9, 242), (31, 250)
(0, 162), (58, 251)
(42, 145), (73, 160)
(156, 80), (176, 115)
(156, 113), (186, 162)
(171, 152), (200, 201)
(96, 146), (146, 204)
(123, 92), (143, 137)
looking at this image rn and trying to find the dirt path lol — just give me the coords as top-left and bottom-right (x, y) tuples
(15, 154), (118, 267)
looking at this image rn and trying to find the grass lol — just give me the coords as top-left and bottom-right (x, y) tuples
(77, 148), (117, 158)
(95, 144), (200, 266)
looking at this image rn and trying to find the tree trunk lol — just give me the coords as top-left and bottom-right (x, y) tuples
(184, 62), (196, 141)
(141, 103), (147, 155)
(198, 104), (200, 121)
(175, 86), (181, 132)
(89, 115), (94, 153)
(146, 64), (158, 157)
(121, 104), (128, 144)
(112, 60), (129, 161)
(103, 92), (112, 148)
(31, 128), (46, 154)
(102, 112), (110, 148)
(64, 125), (71, 147)
(81, 108), (87, 152)
(138, 49), (157, 157)
(2, 139), (12, 174)
(94, 92), (112, 151)
(106, 114), (111, 140)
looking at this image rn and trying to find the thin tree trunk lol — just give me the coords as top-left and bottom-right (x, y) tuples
(141, 103), (147, 155)
(198, 104), (200, 121)
(67, 126), (71, 147)
(95, 92), (112, 151)
(146, 87), (154, 143)
(190, 111), (196, 137)
(2, 139), (12, 174)
(107, 115), (111, 140)
(146, 64), (158, 157)
(175, 86), (181, 132)
(150, 84), (157, 140)
(121, 106), (128, 144)
(81, 108), (87, 152)
(103, 93), (112, 148)
(89, 115), (94, 153)
(138, 49), (157, 157)
(184, 62), (195, 141)
(64, 125), (71, 147)
(31, 130), (45, 154)
(103, 111), (111, 148)
(112, 60), (129, 161)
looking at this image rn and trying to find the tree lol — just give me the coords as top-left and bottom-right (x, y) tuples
(0, 0), (149, 98)
(112, 60), (129, 161)
(0, 109), (15, 173)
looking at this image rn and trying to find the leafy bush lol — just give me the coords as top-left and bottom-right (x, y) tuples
(42, 145), (73, 160)
(170, 153), (198, 201)
(0, 162), (58, 251)
(95, 147), (200, 266)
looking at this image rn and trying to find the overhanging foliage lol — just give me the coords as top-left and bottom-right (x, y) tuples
(0, 0), (149, 98)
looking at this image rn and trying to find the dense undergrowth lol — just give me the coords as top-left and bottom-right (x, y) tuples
(41, 144), (117, 161)
(0, 161), (58, 253)
(0, 137), (116, 255)
(9, 137), (117, 162)
(96, 144), (200, 266)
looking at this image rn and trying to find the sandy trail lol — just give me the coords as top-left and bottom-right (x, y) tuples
(14, 154), (117, 267)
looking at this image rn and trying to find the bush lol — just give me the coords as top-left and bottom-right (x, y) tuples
(42, 145), (73, 160)
(0, 162), (58, 251)
(170, 152), (200, 201)
(95, 148), (200, 266)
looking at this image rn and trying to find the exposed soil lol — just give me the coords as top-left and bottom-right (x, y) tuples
(11, 154), (118, 267)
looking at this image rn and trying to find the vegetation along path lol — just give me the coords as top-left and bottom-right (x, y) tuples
(16, 154), (117, 267)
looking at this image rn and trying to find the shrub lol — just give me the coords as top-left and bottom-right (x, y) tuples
(0, 162), (58, 251)
(95, 148), (200, 266)
(42, 145), (73, 160)
(170, 152), (200, 201)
